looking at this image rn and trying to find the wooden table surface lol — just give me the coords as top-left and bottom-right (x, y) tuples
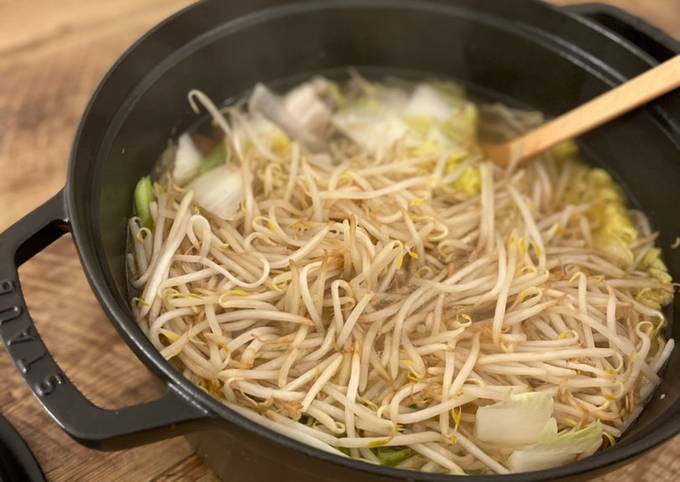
(0, 1), (678, 481)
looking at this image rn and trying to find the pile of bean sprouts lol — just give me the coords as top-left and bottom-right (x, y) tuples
(127, 78), (675, 475)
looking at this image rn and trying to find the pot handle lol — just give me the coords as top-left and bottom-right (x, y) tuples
(563, 3), (680, 61)
(0, 191), (212, 450)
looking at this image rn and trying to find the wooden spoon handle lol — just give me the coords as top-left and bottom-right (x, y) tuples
(513, 54), (680, 161)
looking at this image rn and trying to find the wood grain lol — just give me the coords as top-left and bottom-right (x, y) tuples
(0, 1), (678, 481)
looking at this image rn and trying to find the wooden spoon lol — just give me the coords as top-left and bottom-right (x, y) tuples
(482, 55), (680, 167)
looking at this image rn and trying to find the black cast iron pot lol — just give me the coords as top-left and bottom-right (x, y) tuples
(1, 1), (679, 481)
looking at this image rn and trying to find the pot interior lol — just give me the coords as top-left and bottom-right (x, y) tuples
(68, 0), (680, 479)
